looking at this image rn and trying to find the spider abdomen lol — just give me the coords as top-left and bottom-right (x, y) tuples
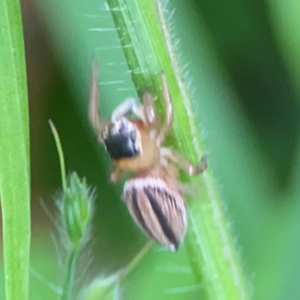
(123, 176), (187, 252)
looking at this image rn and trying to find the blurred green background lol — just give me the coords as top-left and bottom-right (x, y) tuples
(1, 0), (300, 299)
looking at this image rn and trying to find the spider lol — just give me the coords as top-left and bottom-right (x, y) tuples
(88, 62), (207, 252)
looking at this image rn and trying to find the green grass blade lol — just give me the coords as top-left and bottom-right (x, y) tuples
(0, 0), (30, 299)
(106, 0), (250, 299)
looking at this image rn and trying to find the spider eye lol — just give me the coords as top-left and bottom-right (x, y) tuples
(103, 120), (141, 160)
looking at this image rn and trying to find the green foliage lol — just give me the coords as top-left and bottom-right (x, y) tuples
(0, 0), (30, 299)
(1, 0), (300, 300)
(62, 173), (93, 249)
(50, 122), (94, 300)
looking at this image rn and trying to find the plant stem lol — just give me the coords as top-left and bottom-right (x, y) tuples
(106, 0), (250, 299)
(49, 120), (67, 192)
(61, 248), (80, 300)
(119, 241), (153, 280)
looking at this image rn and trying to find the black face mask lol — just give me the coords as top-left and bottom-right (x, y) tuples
(103, 120), (141, 160)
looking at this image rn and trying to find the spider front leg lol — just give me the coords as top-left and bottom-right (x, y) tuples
(89, 60), (109, 143)
(157, 73), (174, 145)
(111, 89), (161, 129)
(161, 148), (207, 176)
(141, 89), (160, 129)
(111, 98), (142, 122)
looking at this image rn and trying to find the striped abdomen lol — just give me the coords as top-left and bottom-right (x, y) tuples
(123, 176), (187, 252)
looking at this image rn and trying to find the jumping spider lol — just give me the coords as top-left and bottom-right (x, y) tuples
(89, 62), (207, 252)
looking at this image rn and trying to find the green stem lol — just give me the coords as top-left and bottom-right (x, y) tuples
(49, 121), (84, 299)
(106, 0), (250, 299)
(49, 120), (67, 192)
(119, 241), (153, 280)
(61, 248), (80, 300)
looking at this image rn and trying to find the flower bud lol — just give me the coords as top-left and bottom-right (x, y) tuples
(61, 172), (94, 248)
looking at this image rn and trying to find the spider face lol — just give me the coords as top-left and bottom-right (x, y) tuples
(89, 61), (207, 251)
(102, 119), (141, 160)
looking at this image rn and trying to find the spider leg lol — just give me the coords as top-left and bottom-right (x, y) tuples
(161, 148), (207, 176)
(155, 73), (174, 145)
(141, 89), (160, 129)
(111, 73), (173, 132)
(89, 60), (109, 143)
(111, 98), (145, 122)
(112, 91), (161, 129)
(110, 167), (124, 183)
